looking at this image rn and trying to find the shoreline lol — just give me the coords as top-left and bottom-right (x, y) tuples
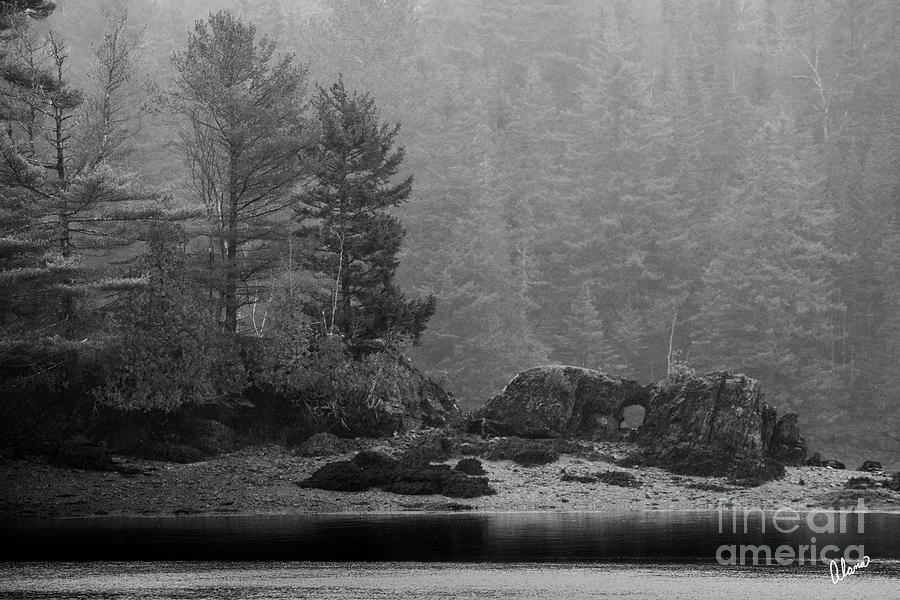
(7, 507), (900, 521)
(4, 441), (899, 520)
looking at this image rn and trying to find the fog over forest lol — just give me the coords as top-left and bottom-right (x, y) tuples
(3, 0), (899, 465)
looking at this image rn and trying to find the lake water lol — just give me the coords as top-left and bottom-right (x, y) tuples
(2, 512), (899, 598)
(2, 562), (900, 599)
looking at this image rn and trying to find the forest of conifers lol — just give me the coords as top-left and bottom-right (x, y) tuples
(2, 0), (898, 462)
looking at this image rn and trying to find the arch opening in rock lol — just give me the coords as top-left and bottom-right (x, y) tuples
(620, 405), (646, 429)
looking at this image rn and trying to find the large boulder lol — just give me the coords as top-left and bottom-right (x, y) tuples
(768, 413), (807, 466)
(637, 372), (780, 477)
(358, 356), (461, 432)
(469, 365), (650, 440)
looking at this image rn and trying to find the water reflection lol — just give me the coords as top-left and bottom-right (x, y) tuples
(3, 511), (899, 562)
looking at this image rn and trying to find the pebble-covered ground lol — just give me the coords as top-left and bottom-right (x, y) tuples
(2, 435), (898, 519)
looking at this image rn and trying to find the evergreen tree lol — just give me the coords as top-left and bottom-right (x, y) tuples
(692, 114), (845, 411)
(1, 7), (183, 397)
(6, 16), (169, 320)
(165, 11), (311, 333)
(96, 224), (245, 412)
(559, 283), (617, 370)
(295, 78), (434, 348)
(0, 0), (72, 386)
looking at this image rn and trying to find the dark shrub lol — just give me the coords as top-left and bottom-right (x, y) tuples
(95, 237), (246, 414)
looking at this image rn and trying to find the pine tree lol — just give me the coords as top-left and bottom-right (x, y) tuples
(295, 78), (434, 348)
(559, 283), (618, 370)
(0, 0), (73, 386)
(165, 11), (311, 333)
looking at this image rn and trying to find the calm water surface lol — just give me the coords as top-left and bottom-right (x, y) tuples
(2, 562), (900, 600)
(5, 511), (900, 561)
(2, 512), (898, 599)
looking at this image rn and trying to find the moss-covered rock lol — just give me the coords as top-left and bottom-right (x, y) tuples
(638, 372), (781, 479)
(470, 365), (650, 440)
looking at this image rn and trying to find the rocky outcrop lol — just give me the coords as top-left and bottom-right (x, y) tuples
(347, 350), (459, 432)
(386, 361), (461, 430)
(469, 365), (650, 440)
(637, 372), (781, 478)
(768, 413), (807, 466)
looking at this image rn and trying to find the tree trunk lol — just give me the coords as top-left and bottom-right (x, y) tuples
(224, 151), (239, 332)
(340, 251), (352, 337)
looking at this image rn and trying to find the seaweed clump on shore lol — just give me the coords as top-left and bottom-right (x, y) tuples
(298, 451), (495, 499)
(484, 437), (559, 467)
(560, 469), (642, 488)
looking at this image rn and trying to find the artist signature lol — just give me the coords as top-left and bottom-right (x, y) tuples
(830, 556), (871, 584)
